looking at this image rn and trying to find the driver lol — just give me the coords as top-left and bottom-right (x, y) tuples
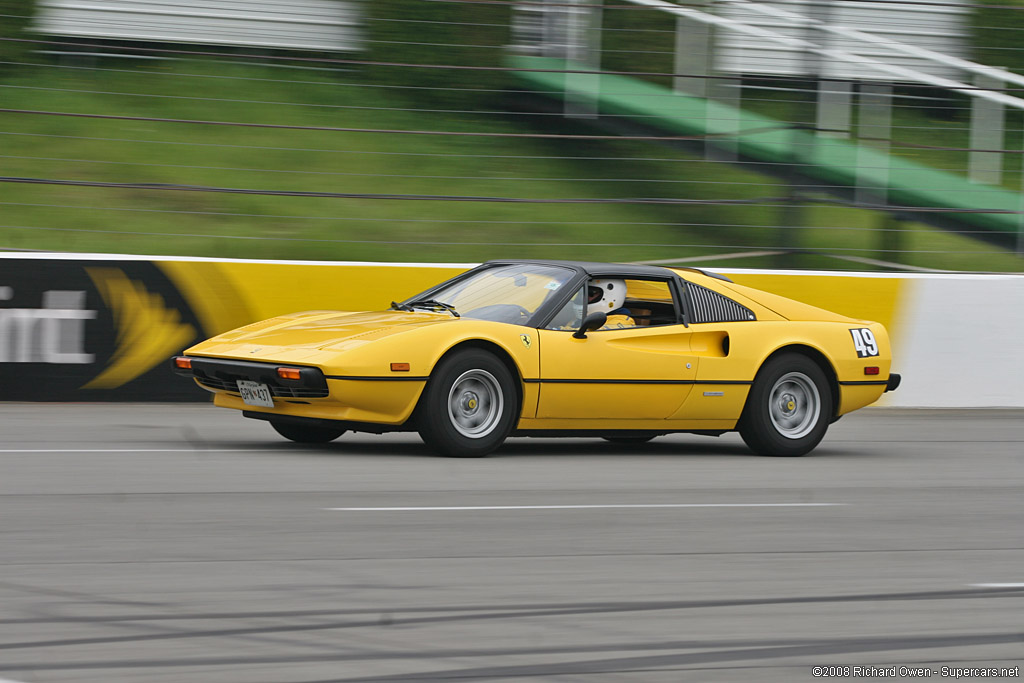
(587, 278), (635, 329)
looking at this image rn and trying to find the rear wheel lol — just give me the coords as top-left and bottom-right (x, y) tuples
(738, 353), (833, 457)
(418, 349), (517, 457)
(271, 421), (346, 444)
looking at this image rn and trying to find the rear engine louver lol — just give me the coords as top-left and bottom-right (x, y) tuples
(688, 284), (756, 323)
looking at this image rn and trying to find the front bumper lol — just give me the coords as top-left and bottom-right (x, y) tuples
(171, 356), (329, 398)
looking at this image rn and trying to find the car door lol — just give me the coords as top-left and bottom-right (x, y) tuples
(535, 278), (698, 420)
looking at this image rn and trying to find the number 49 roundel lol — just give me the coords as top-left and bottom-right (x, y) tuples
(849, 328), (879, 358)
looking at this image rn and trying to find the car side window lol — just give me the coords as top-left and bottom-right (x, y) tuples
(617, 279), (678, 328)
(544, 278), (681, 331)
(545, 286), (585, 330)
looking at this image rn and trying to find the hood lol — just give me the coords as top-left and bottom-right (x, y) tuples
(206, 310), (456, 351)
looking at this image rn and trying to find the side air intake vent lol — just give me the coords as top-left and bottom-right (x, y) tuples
(688, 283), (756, 323)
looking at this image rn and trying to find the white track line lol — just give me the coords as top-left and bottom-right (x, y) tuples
(324, 503), (846, 511)
(0, 448), (268, 453)
(970, 583), (1024, 588)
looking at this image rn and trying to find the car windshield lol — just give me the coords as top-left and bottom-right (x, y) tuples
(413, 264), (575, 325)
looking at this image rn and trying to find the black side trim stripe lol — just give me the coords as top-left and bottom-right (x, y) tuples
(330, 376), (887, 387)
(693, 380), (753, 385)
(326, 375), (429, 381)
(522, 378), (752, 385)
(838, 380), (890, 386)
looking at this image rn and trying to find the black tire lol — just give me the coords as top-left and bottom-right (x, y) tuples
(271, 421), (346, 444)
(417, 349), (518, 457)
(602, 436), (656, 444)
(738, 353), (833, 457)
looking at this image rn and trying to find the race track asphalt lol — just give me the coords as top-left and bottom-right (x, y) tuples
(0, 404), (1021, 682)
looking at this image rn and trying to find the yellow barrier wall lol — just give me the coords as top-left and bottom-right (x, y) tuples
(159, 260), (470, 337)
(6, 255), (1021, 406)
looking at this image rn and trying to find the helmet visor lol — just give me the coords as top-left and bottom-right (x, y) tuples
(587, 285), (603, 304)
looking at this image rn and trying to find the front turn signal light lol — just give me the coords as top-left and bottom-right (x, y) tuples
(277, 367), (302, 380)
(390, 362), (410, 372)
(175, 357), (192, 370)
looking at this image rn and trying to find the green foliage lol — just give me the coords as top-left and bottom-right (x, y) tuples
(0, 59), (1019, 271)
(972, 0), (1024, 73)
(601, 4), (675, 88)
(361, 0), (512, 106)
(0, 0), (36, 69)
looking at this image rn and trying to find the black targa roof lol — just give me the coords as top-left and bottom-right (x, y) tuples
(484, 259), (675, 279)
(483, 259), (732, 282)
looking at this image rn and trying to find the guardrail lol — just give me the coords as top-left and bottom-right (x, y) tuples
(1, 253), (1021, 406)
(516, 0), (1024, 197)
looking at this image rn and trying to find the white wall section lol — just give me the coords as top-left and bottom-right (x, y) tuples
(36, 0), (361, 52)
(894, 275), (1024, 408)
(715, 0), (971, 81)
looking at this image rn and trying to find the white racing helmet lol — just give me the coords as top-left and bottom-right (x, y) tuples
(587, 278), (627, 313)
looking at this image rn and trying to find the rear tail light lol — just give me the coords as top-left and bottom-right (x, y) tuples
(277, 367), (302, 380)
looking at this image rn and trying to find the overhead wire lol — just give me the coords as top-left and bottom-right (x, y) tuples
(0, 60), (1000, 116)
(0, 201), (1011, 236)
(4, 35), (1024, 95)
(1, 176), (1021, 214)
(0, 223), (1004, 254)
(0, 129), (1018, 190)
(6, 155), (1024, 199)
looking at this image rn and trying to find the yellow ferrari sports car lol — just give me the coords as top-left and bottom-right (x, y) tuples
(173, 260), (899, 457)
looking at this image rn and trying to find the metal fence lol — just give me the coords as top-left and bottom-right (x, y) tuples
(0, 0), (1022, 271)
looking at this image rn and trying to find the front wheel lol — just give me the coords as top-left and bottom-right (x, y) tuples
(417, 349), (518, 457)
(271, 421), (346, 444)
(738, 354), (833, 456)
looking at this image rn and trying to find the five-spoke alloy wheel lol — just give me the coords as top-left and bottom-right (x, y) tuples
(738, 353), (833, 456)
(768, 371), (821, 440)
(446, 369), (504, 439)
(418, 349), (518, 457)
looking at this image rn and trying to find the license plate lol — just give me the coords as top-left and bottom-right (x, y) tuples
(236, 380), (274, 407)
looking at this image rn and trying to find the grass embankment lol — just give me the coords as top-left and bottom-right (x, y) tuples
(0, 58), (1021, 271)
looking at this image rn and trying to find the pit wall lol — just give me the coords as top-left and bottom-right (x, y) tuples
(1, 253), (1021, 406)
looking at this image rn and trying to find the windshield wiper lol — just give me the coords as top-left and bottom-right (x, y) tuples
(390, 300), (412, 312)
(408, 299), (460, 318)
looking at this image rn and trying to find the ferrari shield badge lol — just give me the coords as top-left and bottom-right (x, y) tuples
(520, 333), (532, 349)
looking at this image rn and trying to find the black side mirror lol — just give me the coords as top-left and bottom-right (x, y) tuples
(573, 311), (607, 339)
